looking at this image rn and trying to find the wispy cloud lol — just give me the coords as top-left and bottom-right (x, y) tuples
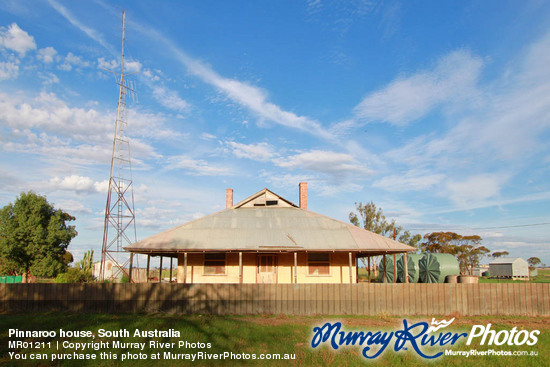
(227, 141), (275, 161)
(274, 149), (371, 178)
(166, 155), (231, 176)
(130, 22), (335, 141)
(47, 0), (115, 55)
(373, 170), (445, 192)
(445, 173), (509, 208)
(353, 49), (484, 126)
(58, 52), (90, 71)
(0, 60), (19, 80)
(375, 31), (550, 212)
(151, 85), (191, 113)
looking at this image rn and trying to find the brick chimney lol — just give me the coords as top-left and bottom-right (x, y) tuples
(226, 188), (233, 209)
(299, 182), (307, 210)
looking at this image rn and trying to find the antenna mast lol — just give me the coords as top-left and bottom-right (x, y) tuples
(100, 10), (138, 282)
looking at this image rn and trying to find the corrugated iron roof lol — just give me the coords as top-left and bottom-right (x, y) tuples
(125, 207), (415, 254)
(489, 257), (526, 264)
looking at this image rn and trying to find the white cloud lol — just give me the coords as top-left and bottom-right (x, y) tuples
(125, 59), (142, 73)
(373, 171), (445, 192)
(167, 156), (231, 176)
(0, 23), (36, 56)
(49, 175), (108, 194)
(38, 72), (59, 85)
(143, 68), (160, 81)
(260, 171), (362, 197)
(274, 150), (371, 177)
(0, 91), (111, 142)
(133, 23), (335, 141)
(445, 174), (508, 207)
(353, 49), (484, 126)
(58, 52), (90, 71)
(56, 199), (92, 214)
(200, 133), (217, 140)
(151, 85), (191, 112)
(0, 91), (175, 167)
(37, 46), (57, 63)
(382, 32), (550, 195)
(0, 91), (178, 144)
(227, 141), (275, 161)
(47, 0), (115, 54)
(0, 60), (19, 80)
(97, 57), (141, 73)
(97, 57), (118, 70)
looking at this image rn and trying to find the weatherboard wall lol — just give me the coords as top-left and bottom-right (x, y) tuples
(175, 252), (357, 284)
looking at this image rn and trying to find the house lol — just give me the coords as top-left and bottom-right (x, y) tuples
(489, 257), (530, 279)
(125, 183), (415, 284)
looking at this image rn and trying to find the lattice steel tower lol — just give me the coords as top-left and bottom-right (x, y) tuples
(100, 10), (138, 282)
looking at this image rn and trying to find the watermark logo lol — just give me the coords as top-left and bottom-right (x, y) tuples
(427, 317), (455, 333)
(310, 319), (539, 360)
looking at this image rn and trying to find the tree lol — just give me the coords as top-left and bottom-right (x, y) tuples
(527, 257), (541, 268)
(0, 191), (77, 280)
(491, 251), (509, 258)
(61, 251), (74, 266)
(349, 201), (422, 248)
(419, 232), (490, 275)
(349, 202), (422, 278)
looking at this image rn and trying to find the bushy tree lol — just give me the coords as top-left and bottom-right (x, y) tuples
(349, 201), (422, 247)
(420, 232), (489, 275)
(0, 191), (77, 280)
(55, 267), (94, 283)
(527, 257), (541, 268)
(491, 251), (509, 258)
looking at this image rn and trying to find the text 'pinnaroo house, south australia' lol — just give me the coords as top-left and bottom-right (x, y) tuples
(124, 183), (415, 284)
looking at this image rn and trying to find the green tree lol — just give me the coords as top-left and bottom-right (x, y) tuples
(491, 251), (509, 258)
(349, 201), (422, 247)
(420, 232), (489, 275)
(0, 191), (77, 280)
(61, 251), (74, 266)
(527, 257), (541, 268)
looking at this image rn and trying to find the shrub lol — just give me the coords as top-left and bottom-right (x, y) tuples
(54, 267), (94, 283)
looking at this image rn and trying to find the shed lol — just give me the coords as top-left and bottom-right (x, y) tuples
(488, 257), (530, 278)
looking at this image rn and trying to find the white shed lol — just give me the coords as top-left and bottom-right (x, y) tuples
(489, 257), (530, 278)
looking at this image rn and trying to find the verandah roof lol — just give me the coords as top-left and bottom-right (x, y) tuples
(125, 207), (415, 256)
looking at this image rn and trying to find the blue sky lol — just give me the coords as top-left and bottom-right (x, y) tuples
(0, 0), (549, 266)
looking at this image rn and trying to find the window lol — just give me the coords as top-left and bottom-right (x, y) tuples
(308, 253), (330, 275)
(259, 255), (275, 273)
(204, 253), (225, 275)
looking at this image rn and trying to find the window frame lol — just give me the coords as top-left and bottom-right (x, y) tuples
(307, 252), (331, 276)
(203, 253), (226, 276)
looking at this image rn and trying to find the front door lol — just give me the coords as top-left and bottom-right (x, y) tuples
(258, 255), (276, 283)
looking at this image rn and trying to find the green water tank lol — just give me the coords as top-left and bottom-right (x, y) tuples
(378, 254), (401, 283)
(418, 254), (460, 283)
(397, 254), (423, 283)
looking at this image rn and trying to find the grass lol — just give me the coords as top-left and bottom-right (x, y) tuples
(1, 313), (548, 366)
